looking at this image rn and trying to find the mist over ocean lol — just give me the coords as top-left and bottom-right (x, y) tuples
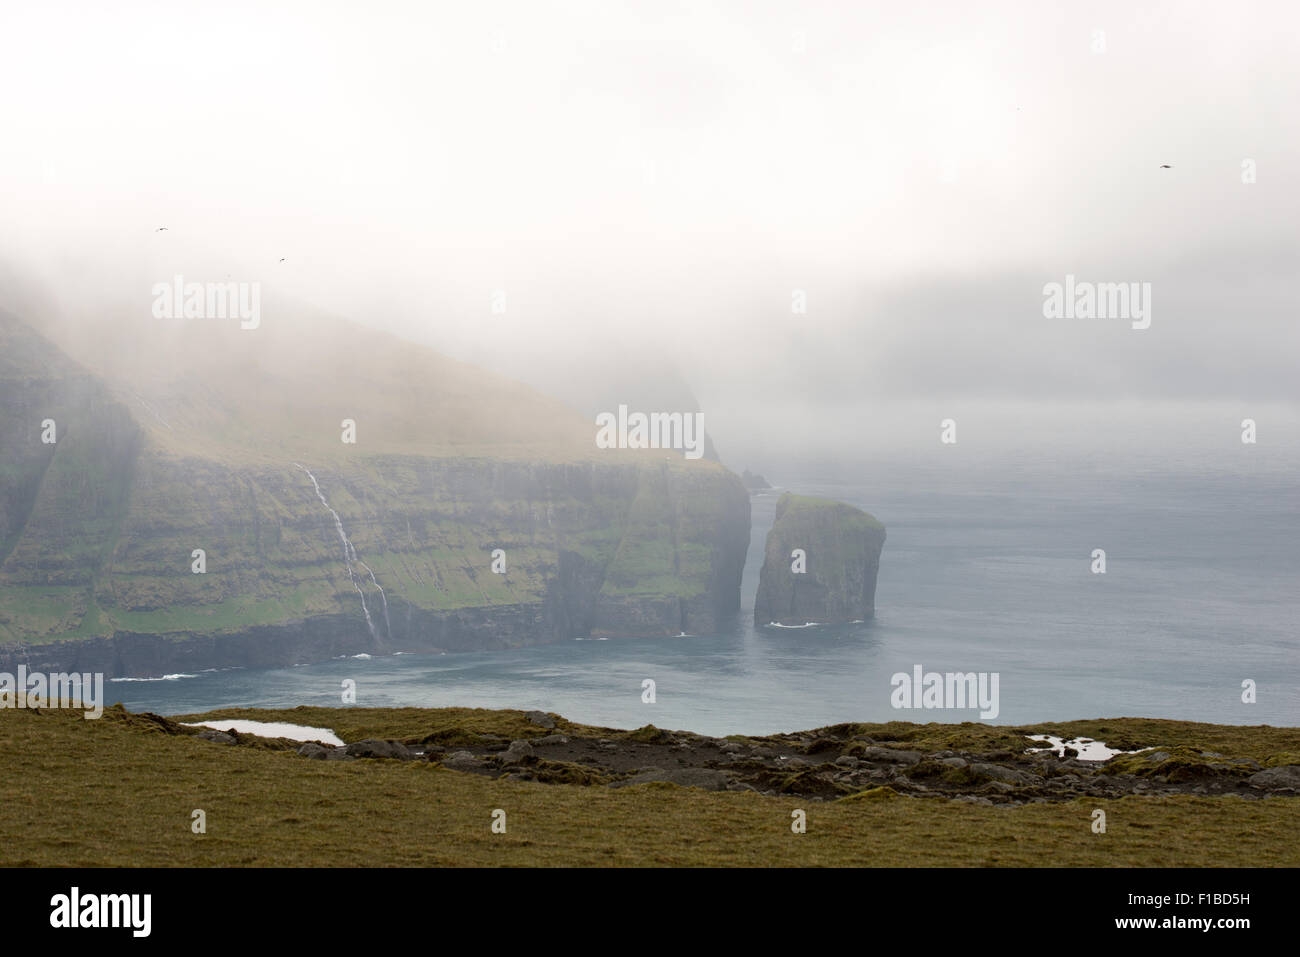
(115, 452), (1300, 735)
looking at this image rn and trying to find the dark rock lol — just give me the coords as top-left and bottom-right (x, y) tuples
(525, 711), (556, 729)
(442, 751), (481, 770)
(859, 746), (922, 766)
(805, 737), (842, 755)
(197, 730), (236, 745)
(1249, 766), (1300, 790)
(344, 739), (412, 760)
(297, 742), (330, 759)
(969, 763), (1037, 785)
(502, 740), (535, 764)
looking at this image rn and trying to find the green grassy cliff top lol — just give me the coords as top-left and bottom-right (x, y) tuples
(773, 492), (885, 532)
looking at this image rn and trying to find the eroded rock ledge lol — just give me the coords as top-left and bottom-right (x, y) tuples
(165, 708), (1300, 806)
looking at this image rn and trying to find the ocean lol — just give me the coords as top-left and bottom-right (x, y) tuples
(110, 455), (1300, 736)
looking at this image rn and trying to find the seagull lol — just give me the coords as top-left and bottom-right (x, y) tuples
(279, 257), (286, 262)
(1159, 164), (1172, 169)
(156, 226), (168, 231)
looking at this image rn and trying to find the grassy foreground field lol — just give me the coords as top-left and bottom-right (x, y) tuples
(1, 704), (1297, 867)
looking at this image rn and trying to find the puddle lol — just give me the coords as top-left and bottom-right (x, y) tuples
(182, 719), (343, 746)
(1025, 734), (1138, 762)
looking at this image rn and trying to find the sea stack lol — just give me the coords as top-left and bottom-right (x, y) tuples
(754, 493), (885, 626)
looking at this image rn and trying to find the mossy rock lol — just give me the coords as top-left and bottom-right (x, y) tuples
(779, 770), (853, 798)
(904, 759), (948, 781)
(1106, 746), (1258, 781)
(840, 721), (1032, 756)
(804, 737), (843, 755)
(417, 727), (485, 748)
(625, 724), (672, 744)
(529, 761), (613, 786)
(106, 708), (192, 736)
(818, 723), (864, 739)
(941, 765), (986, 787)
(1097, 738), (1145, 753)
(1263, 753), (1300, 768)
(838, 786), (901, 803)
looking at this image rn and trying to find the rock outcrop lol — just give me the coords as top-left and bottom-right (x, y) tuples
(183, 708), (1300, 806)
(753, 492), (885, 626)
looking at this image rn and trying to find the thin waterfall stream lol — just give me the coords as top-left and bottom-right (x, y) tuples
(294, 463), (390, 642)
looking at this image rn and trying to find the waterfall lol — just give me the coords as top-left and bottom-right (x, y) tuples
(356, 559), (392, 640)
(294, 463), (390, 642)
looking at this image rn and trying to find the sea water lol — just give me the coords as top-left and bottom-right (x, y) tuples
(109, 456), (1300, 736)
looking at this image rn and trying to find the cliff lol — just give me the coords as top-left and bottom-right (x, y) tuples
(0, 309), (748, 675)
(753, 492), (885, 626)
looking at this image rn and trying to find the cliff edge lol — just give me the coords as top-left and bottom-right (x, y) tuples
(0, 308), (749, 675)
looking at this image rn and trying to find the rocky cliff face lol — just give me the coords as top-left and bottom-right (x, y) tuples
(0, 312), (749, 676)
(753, 493), (885, 626)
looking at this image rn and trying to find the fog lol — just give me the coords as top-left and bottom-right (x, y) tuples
(2, 0), (1296, 471)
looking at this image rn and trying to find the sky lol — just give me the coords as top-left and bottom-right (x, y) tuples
(1, 0), (1296, 469)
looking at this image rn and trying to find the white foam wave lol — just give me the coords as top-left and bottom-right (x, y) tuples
(110, 673), (197, 682)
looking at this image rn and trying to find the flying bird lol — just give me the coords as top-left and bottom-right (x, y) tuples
(1159, 164), (1172, 169)
(279, 257), (286, 262)
(156, 226), (168, 231)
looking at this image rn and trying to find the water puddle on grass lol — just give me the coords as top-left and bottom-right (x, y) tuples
(1025, 734), (1138, 761)
(182, 720), (343, 746)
